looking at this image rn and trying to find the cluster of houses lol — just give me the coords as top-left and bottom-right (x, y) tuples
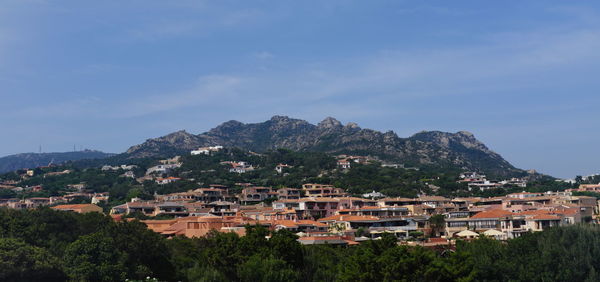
(104, 181), (600, 246)
(220, 161), (255, 174)
(567, 183), (600, 193)
(336, 155), (374, 170)
(0, 191), (109, 210)
(459, 172), (528, 191)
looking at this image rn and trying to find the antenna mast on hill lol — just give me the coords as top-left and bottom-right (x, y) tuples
(39, 145), (42, 154)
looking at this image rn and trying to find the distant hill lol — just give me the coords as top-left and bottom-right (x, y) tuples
(0, 150), (114, 173)
(123, 116), (527, 178)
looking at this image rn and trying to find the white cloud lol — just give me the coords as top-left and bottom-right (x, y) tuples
(110, 75), (243, 118)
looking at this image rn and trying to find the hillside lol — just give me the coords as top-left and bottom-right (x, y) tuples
(0, 150), (114, 173)
(124, 116), (527, 177)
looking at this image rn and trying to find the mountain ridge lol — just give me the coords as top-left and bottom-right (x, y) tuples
(0, 150), (114, 174)
(124, 116), (526, 177)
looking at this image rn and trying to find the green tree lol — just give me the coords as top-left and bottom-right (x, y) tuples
(428, 214), (446, 237)
(63, 232), (127, 281)
(237, 254), (299, 282)
(0, 238), (65, 281)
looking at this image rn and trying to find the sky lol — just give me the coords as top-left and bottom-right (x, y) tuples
(1, 0), (599, 178)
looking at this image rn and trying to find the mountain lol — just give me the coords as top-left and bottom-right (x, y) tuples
(0, 150), (114, 174)
(125, 116), (526, 177)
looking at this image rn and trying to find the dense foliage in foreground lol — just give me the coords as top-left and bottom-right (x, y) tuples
(0, 208), (599, 281)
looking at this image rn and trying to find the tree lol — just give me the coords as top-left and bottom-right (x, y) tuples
(237, 254), (299, 282)
(105, 220), (176, 280)
(63, 232), (127, 281)
(428, 214), (446, 237)
(0, 238), (65, 281)
(269, 229), (303, 267)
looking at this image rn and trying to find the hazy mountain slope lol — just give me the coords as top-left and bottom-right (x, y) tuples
(0, 150), (114, 173)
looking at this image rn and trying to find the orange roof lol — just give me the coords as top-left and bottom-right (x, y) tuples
(274, 220), (328, 228)
(319, 215), (380, 222)
(52, 204), (97, 209)
(561, 208), (580, 216)
(470, 209), (513, 219)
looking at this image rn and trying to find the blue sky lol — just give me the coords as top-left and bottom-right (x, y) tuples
(1, 0), (599, 178)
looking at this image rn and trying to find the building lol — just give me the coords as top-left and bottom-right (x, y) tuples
(146, 164), (181, 175)
(275, 164), (293, 174)
(142, 216), (258, 238)
(155, 177), (181, 185)
(277, 188), (302, 200)
(221, 161), (254, 173)
(302, 184), (348, 197)
(52, 204), (103, 214)
(240, 187), (277, 204)
(191, 146), (223, 155)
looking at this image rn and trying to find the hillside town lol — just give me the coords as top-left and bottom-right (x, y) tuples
(0, 148), (597, 247)
(106, 184), (597, 245)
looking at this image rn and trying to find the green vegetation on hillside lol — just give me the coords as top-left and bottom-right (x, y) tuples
(0, 148), (576, 204)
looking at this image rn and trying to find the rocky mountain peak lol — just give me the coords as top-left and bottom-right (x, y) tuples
(317, 117), (343, 129)
(270, 115), (291, 122)
(344, 122), (361, 130)
(458, 131), (474, 137)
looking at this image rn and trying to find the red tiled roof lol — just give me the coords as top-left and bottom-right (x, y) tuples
(470, 209), (513, 219)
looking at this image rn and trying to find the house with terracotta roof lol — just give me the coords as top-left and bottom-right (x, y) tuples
(318, 214), (419, 239)
(142, 215), (260, 238)
(338, 206), (410, 217)
(277, 188), (302, 200)
(302, 184), (348, 198)
(110, 200), (158, 216)
(205, 201), (239, 216)
(240, 187), (278, 204)
(446, 207), (578, 239)
(273, 219), (328, 233)
(51, 204), (103, 214)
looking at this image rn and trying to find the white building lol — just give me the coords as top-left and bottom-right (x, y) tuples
(191, 146), (224, 155)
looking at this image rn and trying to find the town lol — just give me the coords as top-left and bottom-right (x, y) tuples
(0, 146), (597, 248)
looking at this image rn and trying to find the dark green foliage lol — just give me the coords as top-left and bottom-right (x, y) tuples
(0, 238), (65, 282)
(63, 233), (128, 281)
(2, 208), (600, 281)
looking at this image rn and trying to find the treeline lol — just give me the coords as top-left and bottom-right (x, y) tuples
(1, 208), (600, 281)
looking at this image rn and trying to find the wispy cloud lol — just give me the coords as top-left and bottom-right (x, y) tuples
(18, 18), (600, 123)
(110, 75), (243, 118)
